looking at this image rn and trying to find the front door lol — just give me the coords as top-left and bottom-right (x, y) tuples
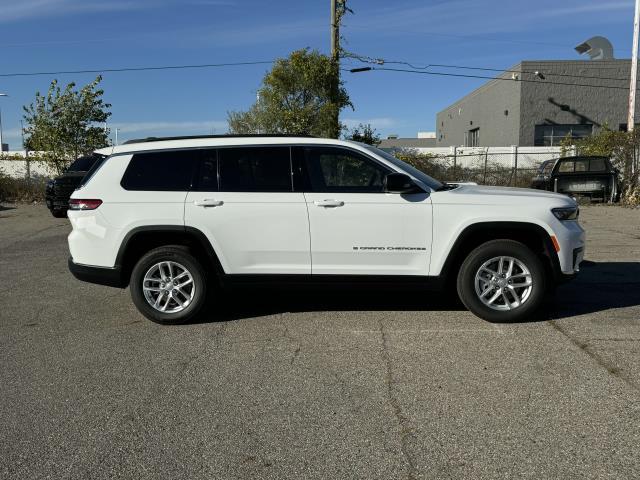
(295, 146), (432, 276)
(184, 146), (311, 274)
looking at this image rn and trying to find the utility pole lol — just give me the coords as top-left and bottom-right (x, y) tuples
(331, 0), (339, 63)
(330, 0), (341, 138)
(628, 0), (640, 132)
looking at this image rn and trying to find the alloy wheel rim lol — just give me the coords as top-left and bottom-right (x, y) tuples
(474, 256), (533, 311)
(142, 261), (195, 313)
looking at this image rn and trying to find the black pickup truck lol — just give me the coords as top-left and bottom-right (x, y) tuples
(530, 156), (620, 202)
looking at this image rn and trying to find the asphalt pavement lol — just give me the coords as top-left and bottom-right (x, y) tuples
(1, 203), (639, 479)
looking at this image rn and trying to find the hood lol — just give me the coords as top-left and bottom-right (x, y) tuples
(434, 184), (576, 206)
(458, 184), (570, 199)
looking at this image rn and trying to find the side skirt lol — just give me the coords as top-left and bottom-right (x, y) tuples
(218, 274), (445, 291)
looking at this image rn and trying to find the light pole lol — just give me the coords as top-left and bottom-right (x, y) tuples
(629, 0), (640, 132)
(0, 93), (7, 152)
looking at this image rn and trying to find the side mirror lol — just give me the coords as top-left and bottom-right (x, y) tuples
(383, 173), (424, 194)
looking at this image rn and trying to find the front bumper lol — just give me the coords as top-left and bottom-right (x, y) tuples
(553, 220), (586, 275)
(68, 258), (126, 288)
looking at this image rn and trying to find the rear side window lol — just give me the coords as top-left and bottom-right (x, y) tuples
(574, 159), (589, 172)
(218, 147), (292, 192)
(590, 158), (607, 172)
(121, 150), (198, 191)
(192, 149), (218, 191)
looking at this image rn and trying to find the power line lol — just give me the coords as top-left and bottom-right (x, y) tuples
(359, 66), (630, 91)
(0, 60), (275, 78)
(342, 52), (633, 83)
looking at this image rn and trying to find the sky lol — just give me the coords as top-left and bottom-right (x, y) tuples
(0, 0), (636, 148)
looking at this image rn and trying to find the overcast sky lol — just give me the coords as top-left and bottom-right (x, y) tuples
(0, 0), (635, 147)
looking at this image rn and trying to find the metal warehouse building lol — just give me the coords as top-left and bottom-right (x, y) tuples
(436, 59), (636, 147)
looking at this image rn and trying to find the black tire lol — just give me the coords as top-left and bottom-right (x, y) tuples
(130, 245), (207, 325)
(456, 240), (546, 323)
(51, 208), (67, 218)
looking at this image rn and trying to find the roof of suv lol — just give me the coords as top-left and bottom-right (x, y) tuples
(95, 135), (362, 156)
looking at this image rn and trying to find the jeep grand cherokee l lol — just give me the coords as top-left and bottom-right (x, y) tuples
(67, 135), (585, 324)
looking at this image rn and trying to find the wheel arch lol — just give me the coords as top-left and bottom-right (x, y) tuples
(438, 221), (561, 286)
(115, 225), (224, 286)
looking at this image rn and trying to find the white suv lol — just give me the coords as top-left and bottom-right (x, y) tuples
(67, 135), (585, 324)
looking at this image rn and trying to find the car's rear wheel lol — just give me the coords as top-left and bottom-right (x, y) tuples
(130, 246), (207, 325)
(457, 240), (546, 322)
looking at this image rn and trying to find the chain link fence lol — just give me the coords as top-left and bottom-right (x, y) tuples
(389, 146), (572, 188)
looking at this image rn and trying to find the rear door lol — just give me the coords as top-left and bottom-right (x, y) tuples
(295, 145), (432, 276)
(184, 146), (311, 274)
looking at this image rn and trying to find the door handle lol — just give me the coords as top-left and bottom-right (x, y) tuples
(194, 199), (224, 207)
(314, 199), (344, 208)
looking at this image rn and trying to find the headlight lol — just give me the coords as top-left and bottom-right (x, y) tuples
(552, 206), (579, 220)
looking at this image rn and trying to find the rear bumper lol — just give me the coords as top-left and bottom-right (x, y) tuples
(68, 257), (126, 288)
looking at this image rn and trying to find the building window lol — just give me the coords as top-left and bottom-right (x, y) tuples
(534, 124), (592, 146)
(465, 128), (479, 147)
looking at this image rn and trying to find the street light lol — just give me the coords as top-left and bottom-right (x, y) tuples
(0, 93), (7, 153)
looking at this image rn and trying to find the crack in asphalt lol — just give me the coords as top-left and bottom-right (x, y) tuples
(548, 320), (639, 393)
(378, 318), (418, 480)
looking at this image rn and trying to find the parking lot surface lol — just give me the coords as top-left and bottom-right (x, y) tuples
(1, 203), (639, 479)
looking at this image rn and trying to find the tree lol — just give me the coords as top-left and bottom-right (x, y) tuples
(23, 76), (111, 174)
(345, 123), (381, 146)
(227, 49), (352, 138)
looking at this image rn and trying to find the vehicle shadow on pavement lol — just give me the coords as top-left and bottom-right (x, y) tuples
(540, 260), (640, 321)
(197, 285), (466, 324)
(192, 260), (640, 324)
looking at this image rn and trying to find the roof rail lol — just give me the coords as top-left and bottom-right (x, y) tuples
(122, 134), (317, 145)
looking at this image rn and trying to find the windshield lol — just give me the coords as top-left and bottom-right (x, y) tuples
(362, 145), (444, 190)
(67, 154), (100, 172)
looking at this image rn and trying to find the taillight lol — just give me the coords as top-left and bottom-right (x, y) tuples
(68, 199), (102, 210)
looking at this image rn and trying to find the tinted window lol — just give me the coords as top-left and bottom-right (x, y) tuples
(219, 147), (292, 192)
(121, 150), (198, 191)
(78, 154), (107, 187)
(574, 159), (589, 172)
(193, 149), (218, 191)
(68, 154), (99, 172)
(362, 145), (443, 190)
(590, 158), (606, 172)
(558, 161), (574, 173)
(541, 161), (555, 174)
(300, 147), (389, 193)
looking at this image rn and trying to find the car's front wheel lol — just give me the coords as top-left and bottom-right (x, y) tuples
(130, 246), (207, 325)
(457, 240), (546, 322)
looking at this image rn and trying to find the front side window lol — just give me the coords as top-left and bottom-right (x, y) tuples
(218, 147), (292, 192)
(121, 150), (198, 191)
(299, 146), (389, 193)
